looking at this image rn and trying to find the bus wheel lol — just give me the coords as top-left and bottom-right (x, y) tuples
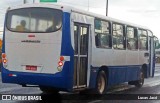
(135, 70), (144, 88)
(95, 70), (107, 94)
(39, 86), (59, 94)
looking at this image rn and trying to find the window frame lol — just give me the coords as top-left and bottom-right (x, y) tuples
(138, 28), (148, 51)
(6, 7), (63, 33)
(94, 18), (112, 49)
(126, 26), (138, 51)
(112, 22), (125, 50)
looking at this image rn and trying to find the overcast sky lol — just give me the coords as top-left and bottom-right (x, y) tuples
(0, 0), (160, 38)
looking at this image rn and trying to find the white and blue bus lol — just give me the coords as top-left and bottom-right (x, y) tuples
(1, 4), (156, 94)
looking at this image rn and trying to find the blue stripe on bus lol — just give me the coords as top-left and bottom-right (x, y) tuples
(1, 68), (69, 91)
(2, 14), (6, 53)
(89, 65), (149, 89)
(60, 12), (74, 91)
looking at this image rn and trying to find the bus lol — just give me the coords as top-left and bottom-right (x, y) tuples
(1, 3), (156, 94)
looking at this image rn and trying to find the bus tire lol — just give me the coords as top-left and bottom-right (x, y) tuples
(95, 70), (107, 94)
(134, 70), (144, 88)
(39, 86), (59, 94)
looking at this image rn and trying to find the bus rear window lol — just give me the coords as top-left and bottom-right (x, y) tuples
(6, 8), (62, 33)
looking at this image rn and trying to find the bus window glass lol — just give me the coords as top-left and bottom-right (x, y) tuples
(127, 27), (138, 50)
(138, 30), (148, 50)
(113, 23), (124, 49)
(74, 25), (78, 54)
(95, 19), (111, 48)
(154, 36), (160, 49)
(80, 27), (88, 55)
(7, 8), (62, 33)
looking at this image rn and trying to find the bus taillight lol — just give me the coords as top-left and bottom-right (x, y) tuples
(58, 61), (63, 67)
(2, 53), (6, 59)
(57, 56), (64, 71)
(3, 59), (7, 64)
(57, 61), (63, 72)
(60, 56), (64, 61)
(2, 53), (8, 65)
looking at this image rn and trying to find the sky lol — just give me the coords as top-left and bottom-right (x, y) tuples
(0, 0), (160, 38)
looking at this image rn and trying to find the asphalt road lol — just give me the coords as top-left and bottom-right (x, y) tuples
(0, 65), (160, 103)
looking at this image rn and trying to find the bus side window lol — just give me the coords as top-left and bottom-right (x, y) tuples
(127, 40), (131, 50)
(94, 18), (111, 48)
(113, 23), (124, 49)
(138, 40), (142, 49)
(138, 29), (147, 50)
(126, 26), (138, 50)
(80, 27), (88, 55)
(95, 33), (100, 47)
(95, 33), (110, 48)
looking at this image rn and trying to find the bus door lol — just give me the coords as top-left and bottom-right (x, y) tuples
(73, 23), (89, 88)
(149, 36), (155, 77)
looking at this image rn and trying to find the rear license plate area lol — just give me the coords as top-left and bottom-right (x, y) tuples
(26, 65), (37, 71)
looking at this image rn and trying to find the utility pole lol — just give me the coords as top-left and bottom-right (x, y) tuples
(106, 0), (108, 16)
(24, 0), (27, 4)
(88, 0), (89, 11)
(33, 0), (35, 3)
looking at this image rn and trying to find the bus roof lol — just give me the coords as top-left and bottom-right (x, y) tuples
(8, 3), (150, 31)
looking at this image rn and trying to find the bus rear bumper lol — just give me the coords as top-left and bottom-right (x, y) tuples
(1, 68), (72, 91)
